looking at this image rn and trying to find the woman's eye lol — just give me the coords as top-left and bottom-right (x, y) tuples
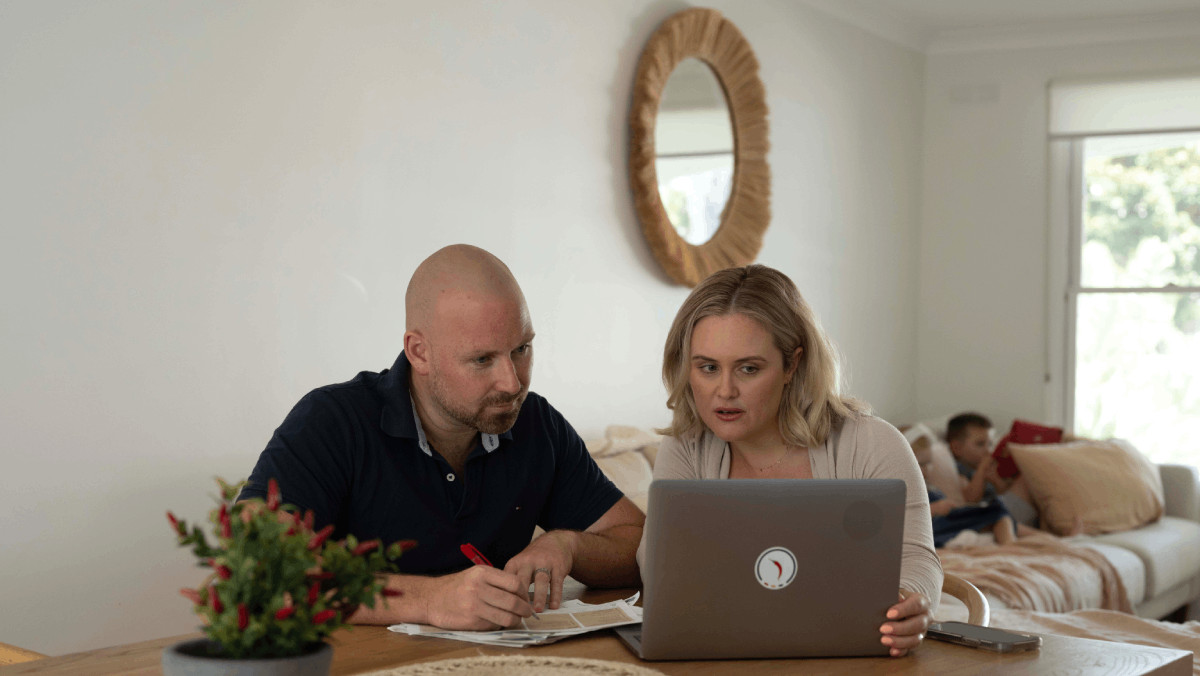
(741, 365), (758, 375)
(698, 363), (716, 373)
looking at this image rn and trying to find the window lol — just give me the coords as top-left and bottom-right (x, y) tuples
(1065, 132), (1200, 464)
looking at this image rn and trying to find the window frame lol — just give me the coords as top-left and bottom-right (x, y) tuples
(1058, 132), (1200, 433)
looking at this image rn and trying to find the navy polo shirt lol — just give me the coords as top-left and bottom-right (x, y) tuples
(240, 351), (624, 575)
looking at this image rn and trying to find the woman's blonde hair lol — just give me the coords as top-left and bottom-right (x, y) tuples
(657, 264), (867, 447)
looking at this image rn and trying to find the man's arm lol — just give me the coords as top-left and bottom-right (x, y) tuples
(503, 496), (645, 613)
(350, 497), (643, 628)
(350, 566), (535, 629)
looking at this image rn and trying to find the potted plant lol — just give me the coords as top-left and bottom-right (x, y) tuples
(162, 478), (413, 676)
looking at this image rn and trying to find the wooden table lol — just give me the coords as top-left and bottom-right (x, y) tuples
(2, 587), (1191, 676)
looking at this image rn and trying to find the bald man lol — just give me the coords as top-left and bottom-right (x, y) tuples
(239, 245), (645, 630)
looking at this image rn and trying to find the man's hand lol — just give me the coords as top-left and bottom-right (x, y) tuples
(424, 566), (535, 630)
(504, 531), (577, 613)
(880, 590), (932, 657)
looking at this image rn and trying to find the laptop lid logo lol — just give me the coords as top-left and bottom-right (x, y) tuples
(755, 547), (797, 590)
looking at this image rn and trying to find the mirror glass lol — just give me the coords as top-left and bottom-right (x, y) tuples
(655, 58), (735, 245)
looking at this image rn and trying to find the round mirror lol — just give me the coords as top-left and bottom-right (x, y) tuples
(655, 59), (734, 246)
(629, 8), (770, 287)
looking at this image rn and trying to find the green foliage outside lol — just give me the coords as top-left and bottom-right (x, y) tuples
(1076, 139), (1200, 462)
(168, 478), (410, 659)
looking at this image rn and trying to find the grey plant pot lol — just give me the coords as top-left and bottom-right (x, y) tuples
(162, 639), (333, 676)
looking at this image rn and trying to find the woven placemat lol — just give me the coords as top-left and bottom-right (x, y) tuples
(361, 655), (664, 676)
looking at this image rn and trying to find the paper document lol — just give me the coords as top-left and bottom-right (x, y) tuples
(388, 593), (641, 647)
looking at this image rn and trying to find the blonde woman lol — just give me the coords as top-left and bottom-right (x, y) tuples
(639, 264), (942, 658)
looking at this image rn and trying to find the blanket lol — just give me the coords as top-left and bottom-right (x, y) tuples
(938, 536), (1133, 613)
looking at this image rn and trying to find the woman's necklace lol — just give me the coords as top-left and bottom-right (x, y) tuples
(739, 446), (792, 473)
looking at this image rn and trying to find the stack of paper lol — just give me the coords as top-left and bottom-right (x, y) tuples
(388, 593), (641, 647)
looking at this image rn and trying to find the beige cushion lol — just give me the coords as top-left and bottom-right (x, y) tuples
(1090, 517), (1200, 597)
(593, 450), (653, 514)
(1009, 439), (1164, 535)
(587, 425), (660, 457)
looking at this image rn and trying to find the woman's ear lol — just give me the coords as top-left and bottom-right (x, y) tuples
(785, 346), (803, 384)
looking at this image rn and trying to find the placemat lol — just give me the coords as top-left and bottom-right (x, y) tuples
(362, 655), (664, 676)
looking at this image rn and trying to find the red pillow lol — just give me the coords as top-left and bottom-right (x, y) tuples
(992, 419), (1064, 479)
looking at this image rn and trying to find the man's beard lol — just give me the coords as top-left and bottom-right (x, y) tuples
(428, 372), (527, 435)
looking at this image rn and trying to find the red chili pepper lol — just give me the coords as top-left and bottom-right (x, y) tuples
(285, 526), (296, 536)
(179, 588), (203, 605)
(207, 559), (232, 580)
(307, 581), (320, 605)
(209, 586), (223, 614)
(303, 510), (314, 530)
(382, 589), (403, 598)
(219, 503), (232, 538)
(307, 525), (334, 551)
(167, 511), (184, 535)
(275, 607), (296, 620)
(237, 604), (248, 630)
(313, 609), (336, 624)
(399, 540), (418, 552)
(352, 540), (379, 556)
(267, 479), (281, 511)
(306, 571), (334, 580)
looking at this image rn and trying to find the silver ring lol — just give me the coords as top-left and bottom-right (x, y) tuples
(533, 567), (553, 580)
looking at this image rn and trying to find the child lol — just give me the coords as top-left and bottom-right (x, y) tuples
(946, 412), (1009, 504)
(911, 435), (1016, 547)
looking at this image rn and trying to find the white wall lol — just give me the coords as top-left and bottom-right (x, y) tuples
(0, 1), (924, 655)
(917, 36), (1200, 430)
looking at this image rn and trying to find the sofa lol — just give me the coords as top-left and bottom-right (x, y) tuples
(583, 424), (1200, 621)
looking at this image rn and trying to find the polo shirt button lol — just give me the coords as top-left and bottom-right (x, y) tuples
(446, 473), (455, 482)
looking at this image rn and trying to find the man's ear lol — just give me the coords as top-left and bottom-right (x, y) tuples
(404, 330), (431, 375)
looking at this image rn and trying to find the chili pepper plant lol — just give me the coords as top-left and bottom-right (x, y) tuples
(167, 478), (414, 659)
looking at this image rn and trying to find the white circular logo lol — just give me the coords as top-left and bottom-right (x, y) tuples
(755, 547), (797, 590)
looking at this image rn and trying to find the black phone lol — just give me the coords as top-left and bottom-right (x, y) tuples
(927, 622), (1042, 653)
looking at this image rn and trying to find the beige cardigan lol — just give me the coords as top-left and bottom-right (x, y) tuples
(636, 413), (943, 611)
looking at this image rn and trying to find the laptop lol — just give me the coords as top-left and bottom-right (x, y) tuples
(616, 478), (905, 660)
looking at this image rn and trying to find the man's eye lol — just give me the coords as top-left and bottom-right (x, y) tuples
(474, 356), (491, 365)
(514, 344), (531, 356)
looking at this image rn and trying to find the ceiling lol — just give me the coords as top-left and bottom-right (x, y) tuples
(800, 0), (1200, 53)
(872, 0), (1200, 30)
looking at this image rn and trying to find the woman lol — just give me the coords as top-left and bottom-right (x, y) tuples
(639, 264), (942, 657)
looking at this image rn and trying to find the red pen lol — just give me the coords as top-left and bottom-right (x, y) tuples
(460, 543), (538, 619)
(460, 543), (492, 567)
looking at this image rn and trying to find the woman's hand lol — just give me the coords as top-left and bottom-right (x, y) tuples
(880, 589), (932, 657)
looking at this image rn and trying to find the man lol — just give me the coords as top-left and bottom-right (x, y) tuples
(239, 245), (645, 629)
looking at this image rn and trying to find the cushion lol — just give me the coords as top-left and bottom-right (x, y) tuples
(593, 450), (653, 514)
(1009, 439), (1164, 536)
(904, 423), (965, 503)
(1089, 516), (1200, 598)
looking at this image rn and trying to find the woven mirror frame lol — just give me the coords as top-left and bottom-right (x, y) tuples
(629, 8), (771, 287)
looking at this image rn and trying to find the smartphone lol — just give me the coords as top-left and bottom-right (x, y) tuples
(927, 622), (1042, 653)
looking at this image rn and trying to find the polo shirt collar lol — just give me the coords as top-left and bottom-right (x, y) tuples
(378, 351), (508, 453)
